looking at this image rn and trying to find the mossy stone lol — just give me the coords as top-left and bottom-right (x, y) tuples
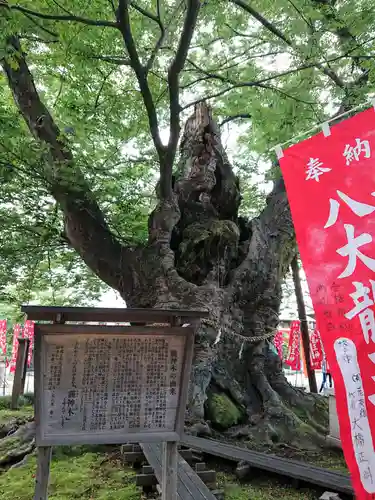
(206, 392), (243, 430)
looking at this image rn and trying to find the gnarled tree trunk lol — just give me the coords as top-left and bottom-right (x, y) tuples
(126, 103), (328, 449)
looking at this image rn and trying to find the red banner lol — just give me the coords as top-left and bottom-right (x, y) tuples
(0, 320), (6, 356)
(285, 320), (301, 370)
(280, 106), (375, 498)
(310, 329), (323, 370)
(9, 324), (22, 374)
(273, 330), (284, 359)
(23, 320), (34, 367)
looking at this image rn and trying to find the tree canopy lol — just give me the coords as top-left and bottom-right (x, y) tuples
(0, 0), (374, 319)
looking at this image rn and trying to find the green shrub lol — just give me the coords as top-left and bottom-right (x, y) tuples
(22, 392), (34, 405)
(0, 395), (12, 410)
(0, 393), (34, 410)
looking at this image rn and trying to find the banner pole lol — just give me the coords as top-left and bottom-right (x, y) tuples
(291, 256), (318, 393)
(2, 359), (5, 396)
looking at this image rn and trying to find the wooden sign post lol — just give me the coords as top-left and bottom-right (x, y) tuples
(22, 306), (207, 500)
(162, 441), (178, 499)
(34, 446), (52, 500)
(11, 337), (30, 410)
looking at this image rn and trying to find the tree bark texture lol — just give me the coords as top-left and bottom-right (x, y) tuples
(2, 38), (328, 449)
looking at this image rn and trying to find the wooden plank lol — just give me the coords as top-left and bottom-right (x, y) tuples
(162, 441), (178, 500)
(122, 451), (145, 463)
(142, 443), (181, 499)
(11, 337), (29, 410)
(123, 448), (193, 464)
(38, 430), (180, 447)
(121, 444), (133, 453)
(22, 305), (208, 324)
(175, 326), (195, 436)
(175, 447), (213, 500)
(141, 443), (217, 500)
(34, 326), (43, 445)
(33, 446), (52, 500)
(136, 474), (158, 487)
(35, 323), (191, 336)
(181, 435), (353, 495)
(142, 465), (154, 474)
(156, 443), (203, 500)
(180, 449), (193, 462)
(196, 471), (216, 484)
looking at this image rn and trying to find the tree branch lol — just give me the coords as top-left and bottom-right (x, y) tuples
(257, 83), (316, 106)
(219, 113), (251, 127)
(1, 2), (118, 28)
(130, 1), (162, 27)
(117, 0), (165, 156)
(157, 0), (162, 19)
(310, 0), (369, 75)
(145, 0), (185, 73)
(89, 55), (130, 65)
(286, 0), (313, 29)
(49, 0), (72, 16)
(229, 0), (345, 89)
(1, 35), (136, 296)
(164, 0), (201, 199)
(230, 0), (290, 45)
(19, 11), (59, 38)
(184, 41), (271, 76)
(182, 49), (364, 110)
(94, 69), (116, 110)
(142, 0), (166, 73)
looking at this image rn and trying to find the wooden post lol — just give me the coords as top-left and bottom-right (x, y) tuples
(11, 337), (30, 409)
(34, 446), (52, 500)
(1, 356), (6, 396)
(291, 256), (318, 394)
(33, 313), (64, 500)
(162, 441), (178, 500)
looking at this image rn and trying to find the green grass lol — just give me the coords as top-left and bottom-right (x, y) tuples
(0, 403), (341, 499)
(218, 473), (316, 500)
(0, 447), (141, 500)
(0, 394), (34, 430)
(311, 452), (348, 473)
(0, 403), (140, 499)
(0, 406), (33, 423)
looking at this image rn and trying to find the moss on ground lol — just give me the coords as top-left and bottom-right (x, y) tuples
(0, 452), (322, 500)
(0, 447), (140, 500)
(0, 406), (33, 425)
(0, 405), (140, 499)
(0, 395), (34, 434)
(303, 450), (348, 473)
(0, 403), (346, 499)
(218, 473), (316, 500)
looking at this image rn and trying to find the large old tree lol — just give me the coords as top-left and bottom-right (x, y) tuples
(1, 0), (374, 447)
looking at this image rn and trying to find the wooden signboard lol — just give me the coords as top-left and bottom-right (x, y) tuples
(22, 306), (207, 500)
(34, 324), (194, 445)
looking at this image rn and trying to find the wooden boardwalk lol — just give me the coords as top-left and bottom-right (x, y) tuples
(141, 443), (217, 500)
(181, 435), (353, 496)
